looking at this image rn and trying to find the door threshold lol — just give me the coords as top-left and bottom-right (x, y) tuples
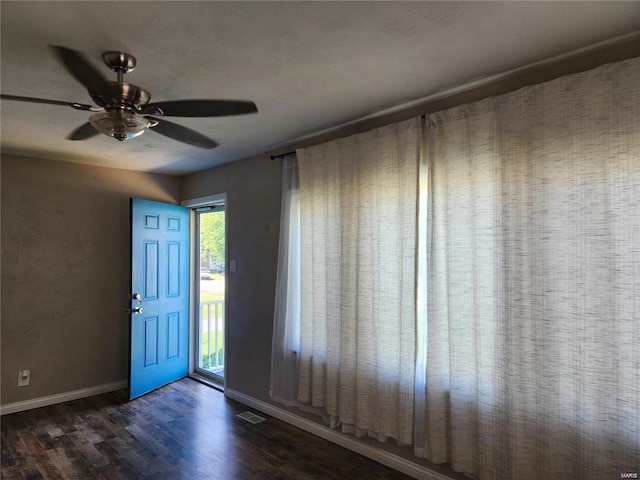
(189, 373), (224, 392)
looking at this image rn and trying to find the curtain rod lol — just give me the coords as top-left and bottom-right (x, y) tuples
(269, 113), (430, 160)
(270, 151), (296, 160)
(270, 114), (429, 160)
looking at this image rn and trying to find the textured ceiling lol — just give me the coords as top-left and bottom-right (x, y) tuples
(1, 1), (639, 175)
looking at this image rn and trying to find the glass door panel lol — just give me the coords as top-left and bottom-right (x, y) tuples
(196, 207), (225, 382)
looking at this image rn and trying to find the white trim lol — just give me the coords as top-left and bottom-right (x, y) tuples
(181, 193), (226, 208)
(224, 388), (456, 480)
(186, 192), (229, 391)
(0, 380), (128, 416)
(188, 207), (198, 377)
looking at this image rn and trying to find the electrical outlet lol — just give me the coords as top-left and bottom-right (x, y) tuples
(18, 370), (30, 387)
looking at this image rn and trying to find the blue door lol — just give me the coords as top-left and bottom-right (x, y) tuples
(129, 198), (189, 400)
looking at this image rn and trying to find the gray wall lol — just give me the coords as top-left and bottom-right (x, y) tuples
(182, 154), (282, 399)
(1, 35), (635, 477)
(1, 154), (181, 404)
(181, 151), (469, 480)
(180, 40), (640, 478)
(182, 37), (640, 404)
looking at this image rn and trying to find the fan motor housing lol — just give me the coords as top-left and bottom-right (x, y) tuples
(90, 82), (151, 112)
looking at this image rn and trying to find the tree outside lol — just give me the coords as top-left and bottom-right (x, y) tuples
(199, 209), (226, 372)
(200, 210), (225, 270)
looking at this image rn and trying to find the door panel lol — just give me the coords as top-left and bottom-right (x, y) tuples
(130, 198), (189, 400)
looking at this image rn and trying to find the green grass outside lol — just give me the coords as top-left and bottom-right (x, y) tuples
(201, 331), (224, 368)
(200, 273), (225, 303)
(201, 330), (224, 353)
(200, 273), (225, 367)
(201, 292), (224, 302)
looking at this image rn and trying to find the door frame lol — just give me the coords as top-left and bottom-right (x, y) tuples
(181, 193), (228, 389)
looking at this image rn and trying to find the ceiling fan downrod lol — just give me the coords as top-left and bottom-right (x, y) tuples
(84, 51), (158, 141)
(89, 51), (152, 114)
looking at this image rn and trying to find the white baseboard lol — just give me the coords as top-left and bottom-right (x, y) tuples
(0, 380), (128, 415)
(224, 388), (455, 480)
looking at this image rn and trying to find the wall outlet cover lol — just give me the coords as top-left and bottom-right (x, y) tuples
(18, 370), (30, 387)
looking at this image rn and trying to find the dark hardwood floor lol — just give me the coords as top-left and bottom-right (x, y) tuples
(1, 378), (413, 479)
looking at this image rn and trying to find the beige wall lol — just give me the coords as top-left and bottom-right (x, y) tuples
(1, 154), (181, 404)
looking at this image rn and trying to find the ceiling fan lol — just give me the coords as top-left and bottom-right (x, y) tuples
(0, 46), (258, 149)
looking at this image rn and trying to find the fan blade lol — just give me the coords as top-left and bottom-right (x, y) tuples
(67, 122), (99, 140)
(1, 94), (99, 111)
(146, 117), (218, 149)
(140, 100), (258, 117)
(50, 46), (115, 97)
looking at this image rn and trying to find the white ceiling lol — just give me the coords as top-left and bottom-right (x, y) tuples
(1, 2), (639, 175)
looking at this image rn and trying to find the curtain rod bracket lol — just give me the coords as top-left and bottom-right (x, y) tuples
(270, 151), (295, 160)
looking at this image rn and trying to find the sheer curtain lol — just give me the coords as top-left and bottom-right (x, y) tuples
(270, 153), (302, 406)
(295, 118), (421, 443)
(415, 57), (640, 480)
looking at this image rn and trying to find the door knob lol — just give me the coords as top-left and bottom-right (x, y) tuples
(128, 307), (143, 314)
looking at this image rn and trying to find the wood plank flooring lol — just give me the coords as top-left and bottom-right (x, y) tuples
(1, 378), (413, 479)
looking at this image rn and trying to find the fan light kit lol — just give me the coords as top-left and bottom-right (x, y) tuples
(89, 110), (157, 141)
(0, 47), (258, 149)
